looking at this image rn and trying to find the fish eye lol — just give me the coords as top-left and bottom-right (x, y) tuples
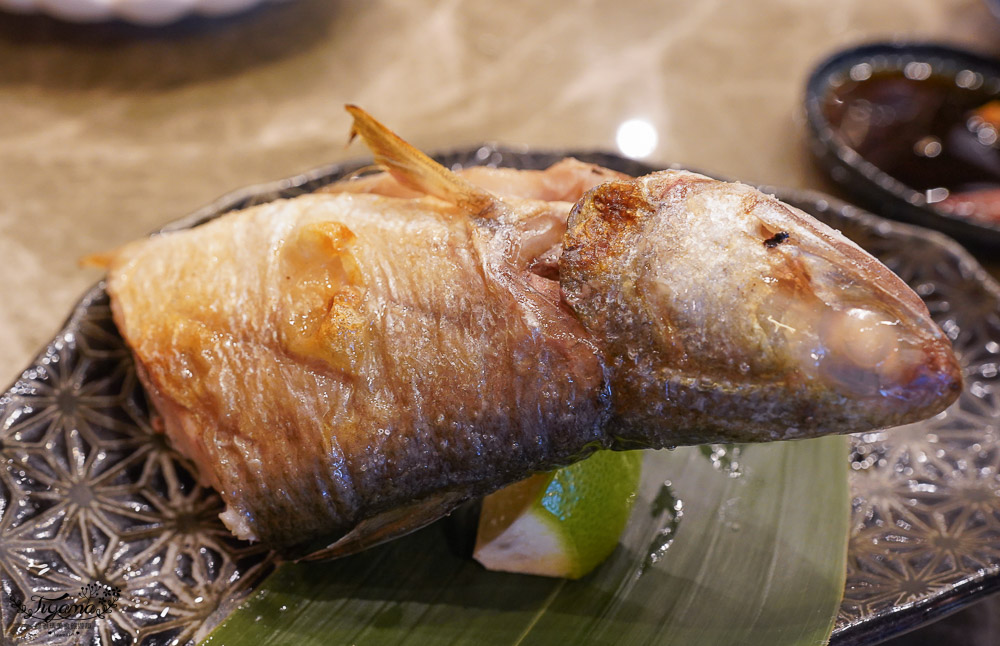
(763, 231), (790, 248)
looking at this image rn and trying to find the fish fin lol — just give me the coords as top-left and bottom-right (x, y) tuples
(345, 105), (501, 218)
(79, 251), (116, 269)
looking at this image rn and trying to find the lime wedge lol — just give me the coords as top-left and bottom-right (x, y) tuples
(473, 449), (643, 579)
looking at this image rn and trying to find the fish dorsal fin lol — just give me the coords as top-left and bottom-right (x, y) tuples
(345, 105), (501, 218)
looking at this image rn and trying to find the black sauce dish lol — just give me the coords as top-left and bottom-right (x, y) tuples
(805, 41), (1000, 249)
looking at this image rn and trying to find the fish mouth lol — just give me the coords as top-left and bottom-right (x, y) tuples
(770, 244), (964, 426)
(803, 303), (963, 424)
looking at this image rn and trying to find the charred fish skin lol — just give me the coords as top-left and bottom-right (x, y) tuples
(561, 170), (962, 447)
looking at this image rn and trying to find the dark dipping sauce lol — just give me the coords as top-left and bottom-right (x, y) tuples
(822, 64), (1000, 224)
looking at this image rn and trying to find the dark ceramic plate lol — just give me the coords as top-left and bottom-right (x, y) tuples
(1, 147), (998, 645)
(805, 41), (1000, 249)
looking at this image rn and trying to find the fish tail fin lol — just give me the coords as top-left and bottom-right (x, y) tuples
(345, 105), (500, 218)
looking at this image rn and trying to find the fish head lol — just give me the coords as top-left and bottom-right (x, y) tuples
(560, 170), (963, 444)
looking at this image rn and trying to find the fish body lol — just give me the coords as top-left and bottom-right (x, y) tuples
(103, 108), (961, 557)
(109, 190), (607, 556)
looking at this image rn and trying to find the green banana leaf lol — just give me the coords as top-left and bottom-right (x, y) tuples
(202, 436), (849, 646)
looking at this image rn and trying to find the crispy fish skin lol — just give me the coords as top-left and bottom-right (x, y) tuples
(104, 108), (961, 557)
(107, 191), (608, 555)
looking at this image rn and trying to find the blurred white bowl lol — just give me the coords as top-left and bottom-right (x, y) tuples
(0, 0), (287, 25)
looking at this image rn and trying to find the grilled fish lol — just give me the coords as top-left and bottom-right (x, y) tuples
(102, 107), (961, 557)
